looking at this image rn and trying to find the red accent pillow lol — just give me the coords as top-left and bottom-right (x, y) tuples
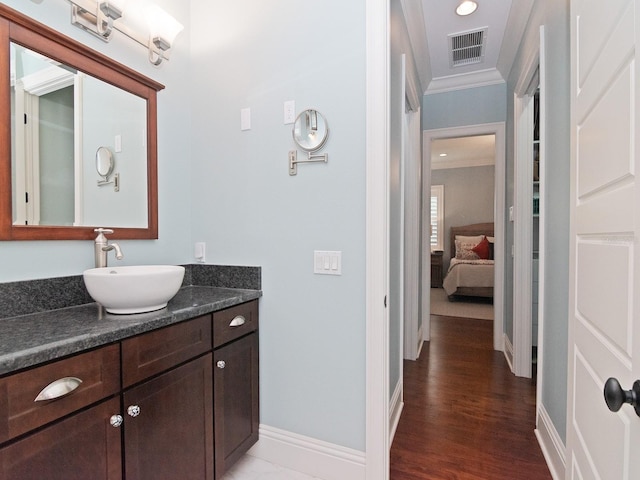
(472, 236), (491, 260)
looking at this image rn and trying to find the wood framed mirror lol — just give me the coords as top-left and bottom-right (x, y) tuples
(0, 4), (164, 240)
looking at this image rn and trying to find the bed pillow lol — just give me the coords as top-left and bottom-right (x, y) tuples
(455, 235), (484, 244)
(472, 236), (491, 260)
(455, 239), (480, 260)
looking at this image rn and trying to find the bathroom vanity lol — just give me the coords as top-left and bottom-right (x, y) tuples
(0, 284), (260, 480)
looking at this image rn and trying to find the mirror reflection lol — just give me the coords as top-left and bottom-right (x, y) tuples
(292, 109), (329, 152)
(96, 147), (114, 179)
(10, 43), (147, 228)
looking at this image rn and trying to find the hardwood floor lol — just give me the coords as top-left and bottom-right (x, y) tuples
(390, 315), (552, 480)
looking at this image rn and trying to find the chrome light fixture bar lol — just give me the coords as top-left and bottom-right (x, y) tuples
(69, 0), (183, 66)
(70, 0), (124, 42)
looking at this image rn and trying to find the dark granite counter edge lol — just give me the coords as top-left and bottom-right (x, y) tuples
(0, 286), (262, 376)
(0, 264), (261, 319)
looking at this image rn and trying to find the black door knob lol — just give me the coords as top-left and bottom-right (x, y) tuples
(604, 377), (640, 417)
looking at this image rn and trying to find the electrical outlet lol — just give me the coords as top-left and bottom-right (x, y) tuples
(195, 242), (206, 263)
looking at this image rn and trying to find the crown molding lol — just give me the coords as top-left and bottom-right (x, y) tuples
(425, 68), (505, 95)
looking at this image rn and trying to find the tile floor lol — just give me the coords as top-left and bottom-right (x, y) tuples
(220, 455), (322, 480)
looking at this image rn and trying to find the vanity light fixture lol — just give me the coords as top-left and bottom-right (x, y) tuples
(456, 0), (478, 16)
(68, 0), (183, 66)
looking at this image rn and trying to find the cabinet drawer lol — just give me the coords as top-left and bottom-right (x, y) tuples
(0, 344), (120, 444)
(122, 315), (212, 388)
(213, 300), (258, 348)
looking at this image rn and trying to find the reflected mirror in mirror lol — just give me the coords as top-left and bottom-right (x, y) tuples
(96, 147), (114, 179)
(10, 43), (147, 229)
(292, 109), (329, 152)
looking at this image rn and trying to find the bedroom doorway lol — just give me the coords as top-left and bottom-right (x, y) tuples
(421, 123), (506, 352)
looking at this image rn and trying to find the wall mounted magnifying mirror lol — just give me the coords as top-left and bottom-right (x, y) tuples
(289, 109), (329, 176)
(0, 3), (164, 240)
(96, 147), (119, 192)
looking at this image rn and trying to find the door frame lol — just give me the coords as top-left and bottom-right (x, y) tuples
(402, 54), (424, 362)
(365, 0), (390, 478)
(512, 25), (544, 379)
(421, 122), (506, 351)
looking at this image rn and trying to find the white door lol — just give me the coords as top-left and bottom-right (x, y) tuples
(566, 0), (640, 478)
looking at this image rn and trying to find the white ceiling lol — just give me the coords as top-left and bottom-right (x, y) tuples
(431, 134), (495, 170)
(401, 0), (535, 95)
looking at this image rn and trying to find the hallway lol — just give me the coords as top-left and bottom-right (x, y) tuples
(390, 315), (552, 479)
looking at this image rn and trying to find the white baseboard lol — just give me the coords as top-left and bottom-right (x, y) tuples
(248, 424), (366, 480)
(535, 404), (566, 480)
(389, 379), (404, 444)
(503, 333), (514, 372)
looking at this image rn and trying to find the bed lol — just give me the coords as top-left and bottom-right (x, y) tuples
(442, 222), (494, 299)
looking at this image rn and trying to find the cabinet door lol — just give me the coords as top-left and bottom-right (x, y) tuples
(214, 333), (259, 479)
(0, 397), (122, 480)
(123, 353), (213, 480)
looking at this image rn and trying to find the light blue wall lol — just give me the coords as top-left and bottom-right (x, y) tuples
(0, 0), (193, 282)
(507, 0), (570, 444)
(189, 0), (367, 450)
(422, 83), (507, 130)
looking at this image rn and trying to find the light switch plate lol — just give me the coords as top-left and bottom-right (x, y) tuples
(314, 250), (342, 275)
(284, 100), (295, 124)
(241, 108), (251, 131)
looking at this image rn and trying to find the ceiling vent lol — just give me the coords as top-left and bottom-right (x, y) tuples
(449, 27), (487, 68)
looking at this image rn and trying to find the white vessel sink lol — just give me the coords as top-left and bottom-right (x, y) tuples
(83, 265), (185, 314)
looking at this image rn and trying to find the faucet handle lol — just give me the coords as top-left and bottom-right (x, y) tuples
(94, 228), (114, 235)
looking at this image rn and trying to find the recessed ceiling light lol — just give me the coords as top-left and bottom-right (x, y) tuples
(456, 1), (478, 16)
(439, 153), (448, 157)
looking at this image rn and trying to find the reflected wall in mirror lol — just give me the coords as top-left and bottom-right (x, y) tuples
(0, 3), (164, 240)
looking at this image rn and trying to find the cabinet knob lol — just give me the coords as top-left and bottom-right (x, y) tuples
(127, 405), (141, 417)
(110, 414), (123, 427)
(217, 360), (226, 369)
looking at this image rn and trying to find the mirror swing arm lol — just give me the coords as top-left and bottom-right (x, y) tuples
(288, 150), (328, 176)
(289, 109), (329, 176)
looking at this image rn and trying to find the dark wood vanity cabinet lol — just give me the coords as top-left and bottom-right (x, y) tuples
(0, 300), (259, 480)
(213, 300), (260, 479)
(0, 397), (122, 480)
(0, 345), (122, 479)
(121, 315), (214, 480)
(123, 354), (213, 480)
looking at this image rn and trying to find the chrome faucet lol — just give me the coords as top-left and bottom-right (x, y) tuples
(94, 228), (124, 268)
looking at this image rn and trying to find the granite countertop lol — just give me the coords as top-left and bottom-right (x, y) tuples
(0, 285), (261, 377)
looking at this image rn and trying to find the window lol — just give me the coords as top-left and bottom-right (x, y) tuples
(430, 185), (444, 251)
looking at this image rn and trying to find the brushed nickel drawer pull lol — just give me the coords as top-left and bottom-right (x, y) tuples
(229, 315), (246, 327)
(34, 377), (83, 402)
